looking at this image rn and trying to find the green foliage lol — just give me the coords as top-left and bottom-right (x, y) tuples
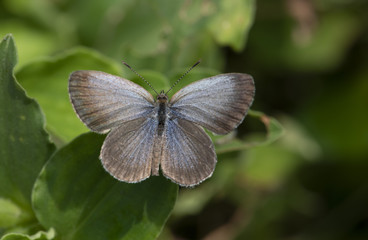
(246, 2), (362, 72)
(2, 0), (366, 239)
(32, 132), (177, 240)
(0, 35), (180, 239)
(0, 1), (267, 238)
(0, 35), (55, 228)
(16, 48), (123, 143)
(0, 0), (255, 72)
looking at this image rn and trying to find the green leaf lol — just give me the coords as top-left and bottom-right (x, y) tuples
(32, 132), (178, 240)
(247, 110), (285, 145)
(215, 110), (284, 154)
(0, 198), (23, 228)
(0, 20), (59, 70)
(16, 48), (123, 143)
(68, 0), (254, 72)
(208, 0), (255, 51)
(0, 34), (55, 217)
(0, 229), (55, 240)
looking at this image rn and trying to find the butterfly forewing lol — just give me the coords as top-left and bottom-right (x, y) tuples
(161, 118), (216, 186)
(100, 117), (158, 182)
(69, 70), (155, 133)
(169, 73), (255, 135)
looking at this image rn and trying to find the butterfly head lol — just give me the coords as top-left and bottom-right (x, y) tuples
(157, 90), (168, 103)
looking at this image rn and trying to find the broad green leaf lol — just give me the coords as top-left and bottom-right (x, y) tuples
(32, 132), (178, 240)
(16, 48), (123, 143)
(0, 229), (55, 240)
(0, 34), (55, 218)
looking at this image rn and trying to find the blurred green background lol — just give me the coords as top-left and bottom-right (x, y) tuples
(1, 0), (368, 239)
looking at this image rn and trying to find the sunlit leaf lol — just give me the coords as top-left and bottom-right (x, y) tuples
(16, 48), (123, 143)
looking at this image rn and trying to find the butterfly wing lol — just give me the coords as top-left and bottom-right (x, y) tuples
(161, 118), (216, 187)
(169, 73), (255, 134)
(100, 117), (158, 182)
(69, 70), (155, 133)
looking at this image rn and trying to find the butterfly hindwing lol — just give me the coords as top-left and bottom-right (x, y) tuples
(161, 118), (216, 186)
(100, 117), (158, 183)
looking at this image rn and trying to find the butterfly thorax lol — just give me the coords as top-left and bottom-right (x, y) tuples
(156, 91), (168, 136)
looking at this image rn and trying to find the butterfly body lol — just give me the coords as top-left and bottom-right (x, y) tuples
(69, 70), (255, 187)
(151, 92), (169, 176)
(156, 91), (169, 137)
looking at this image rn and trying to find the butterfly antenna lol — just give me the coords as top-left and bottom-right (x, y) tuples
(122, 61), (159, 95)
(166, 60), (201, 95)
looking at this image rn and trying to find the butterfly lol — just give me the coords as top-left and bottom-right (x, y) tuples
(68, 61), (255, 187)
